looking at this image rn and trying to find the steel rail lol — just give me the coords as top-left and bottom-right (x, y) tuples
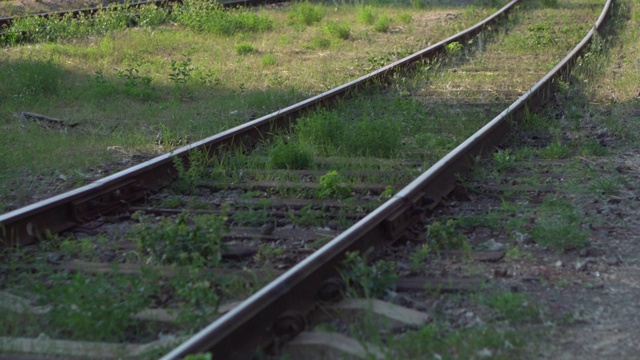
(0, 0), (283, 29)
(161, 0), (613, 358)
(0, 0), (521, 247)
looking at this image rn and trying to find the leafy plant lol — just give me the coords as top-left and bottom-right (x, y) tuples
(373, 15), (393, 33)
(131, 211), (228, 266)
(169, 57), (195, 85)
(409, 244), (431, 270)
(325, 21), (350, 40)
(339, 252), (398, 298)
(357, 6), (377, 25)
(172, 149), (211, 193)
(269, 139), (315, 170)
(538, 142), (571, 159)
(483, 292), (540, 323)
(493, 148), (516, 172)
(445, 41), (463, 56)
(317, 170), (351, 199)
(235, 43), (256, 55)
(287, 1), (325, 27)
(426, 219), (467, 250)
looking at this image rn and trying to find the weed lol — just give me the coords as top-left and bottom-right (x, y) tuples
(287, 1), (325, 27)
(531, 198), (588, 251)
(235, 43), (256, 55)
(317, 170), (351, 199)
(580, 139), (608, 156)
(373, 15), (393, 33)
(445, 41), (463, 56)
(269, 139), (315, 170)
(130, 211), (228, 266)
(170, 268), (220, 330)
(379, 186), (395, 200)
(169, 57), (195, 85)
(324, 21), (350, 40)
(344, 116), (402, 157)
(357, 6), (377, 25)
(492, 148), (516, 172)
(172, 150), (211, 193)
(409, 244), (431, 271)
(339, 251), (398, 298)
(483, 292), (539, 323)
(297, 110), (346, 156)
(288, 204), (324, 227)
(232, 199), (271, 227)
(34, 272), (152, 341)
(176, 1), (273, 35)
(538, 142), (571, 159)
(254, 243), (285, 266)
(261, 53), (277, 66)
(426, 219), (467, 250)
(117, 66), (155, 100)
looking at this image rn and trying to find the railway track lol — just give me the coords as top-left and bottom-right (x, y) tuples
(0, 0), (613, 358)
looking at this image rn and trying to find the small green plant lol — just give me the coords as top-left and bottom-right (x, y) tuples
(232, 201), (271, 227)
(287, 1), (325, 27)
(254, 243), (285, 266)
(170, 268), (220, 330)
(169, 57), (195, 85)
(131, 211), (228, 266)
(117, 66), (155, 100)
(288, 204), (324, 227)
(373, 15), (393, 33)
(235, 43), (256, 55)
(261, 53), (277, 66)
(184, 354), (212, 360)
(269, 139), (315, 170)
(172, 149), (211, 193)
(483, 292), (539, 323)
(297, 110), (346, 156)
(35, 272), (152, 341)
(530, 198), (588, 251)
(379, 186), (395, 200)
(357, 6), (376, 25)
(493, 148), (516, 172)
(317, 170), (351, 199)
(409, 244), (431, 270)
(426, 219), (467, 250)
(538, 142), (571, 159)
(339, 252), (398, 298)
(445, 41), (463, 56)
(324, 21), (350, 40)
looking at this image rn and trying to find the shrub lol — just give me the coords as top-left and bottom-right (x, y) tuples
(269, 139), (315, 170)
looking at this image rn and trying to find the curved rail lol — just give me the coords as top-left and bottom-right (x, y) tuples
(0, 0), (521, 247)
(161, 0), (613, 358)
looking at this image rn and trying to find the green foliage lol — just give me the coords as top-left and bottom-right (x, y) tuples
(176, 0), (273, 36)
(531, 197), (588, 251)
(232, 200), (271, 227)
(344, 116), (402, 157)
(426, 219), (467, 250)
(297, 110), (346, 155)
(0, 3), (153, 45)
(172, 150), (211, 193)
(261, 53), (277, 66)
(91, 70), (117, 97)
(538, 142), (571, 159)
(357, 6), (377, 25)
(340, 252), (398, 298)
(287, 1), (325, 27)
(269, 139), (315, 170)
(235, 43), (256, 55)
(169, 57), (195, 85)
(35, 272), (152, 341)
(373, 15), (393, 33)
(391, 323), (524, 358)
(117, 66), (155, 100)
(288, 204), (324, 228)
(131, 211), (228, 266)
(0, 59), (63, 101)
(184, 354), (212, 360)
(445, 41), (463, 56)
(305, 36), (331, 50)
(170, 268), (220, 330)
(317, 170), (351, 199)
(409, 244), (431, 270)
(483, 292), (540, 323)
(324, 21), (350, 40)
(493, 148), (516, 172)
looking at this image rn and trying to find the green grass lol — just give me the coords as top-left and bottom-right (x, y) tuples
(0, 0), (498, 211)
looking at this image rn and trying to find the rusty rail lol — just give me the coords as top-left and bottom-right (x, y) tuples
(161, 0), (613, 358)
(0, 0), (521, 247)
